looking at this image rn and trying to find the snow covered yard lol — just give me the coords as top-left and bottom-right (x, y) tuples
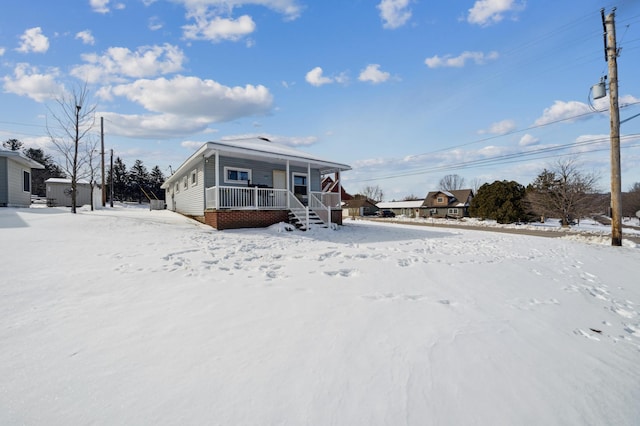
(1, 205), (639, 425)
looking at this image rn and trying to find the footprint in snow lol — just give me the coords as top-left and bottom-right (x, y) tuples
(324, 269), (357, 277)
(574, 328), (600, 341)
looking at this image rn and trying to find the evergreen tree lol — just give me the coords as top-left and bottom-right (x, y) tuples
(469, 180), (529, 224)
(23, 148), (66, 196)
(111, 157), (128, 201)
(149, 165), (166, 200)
(3, 138), (24, 151)
(129, 159), (149, 203)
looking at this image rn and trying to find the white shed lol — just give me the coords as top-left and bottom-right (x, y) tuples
(45, 178), (98, 208)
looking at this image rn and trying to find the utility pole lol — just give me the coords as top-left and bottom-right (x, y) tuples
(603, 8), (622, 246)
(72, 104), (81, 214)
(110, 149), (114, 208)
(101, 116), (106, 207)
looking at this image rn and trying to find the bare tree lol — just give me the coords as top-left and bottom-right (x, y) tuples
(439, 174), (465, 191)
(469, 177), (484, 195)
(402, 194), (423, 201)
(526, 158), (601, 226)
(47, 85), (96, 213)
(360, 185), (384, 202)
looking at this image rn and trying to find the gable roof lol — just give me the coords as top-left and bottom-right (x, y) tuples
(321, 176), (353, 201)
(0, 149), (45, 170)
(343, 197), (378, 209)
(422, 189), (474, 208)
(164, 138), (351, 187)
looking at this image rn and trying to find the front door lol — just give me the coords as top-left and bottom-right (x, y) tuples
(273, 170), (286, 190)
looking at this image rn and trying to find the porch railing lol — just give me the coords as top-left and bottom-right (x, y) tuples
(309, 192), (331, 226)
(205, 186), (288, 210)
(311, 191), (340, 208)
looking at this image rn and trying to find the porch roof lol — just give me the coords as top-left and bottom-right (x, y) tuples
(163, 138), (351, 188)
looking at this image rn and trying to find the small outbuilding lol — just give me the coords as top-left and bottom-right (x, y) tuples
(0, 150), (44, 207)
(45, 178), (98, 208)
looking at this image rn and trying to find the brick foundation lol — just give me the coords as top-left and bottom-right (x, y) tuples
(204, 209), (343, 230)
(204, 209), (289, 230)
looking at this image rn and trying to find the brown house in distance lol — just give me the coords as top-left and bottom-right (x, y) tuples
(343, 196), (379, 217)
(422, 189), (474, 218)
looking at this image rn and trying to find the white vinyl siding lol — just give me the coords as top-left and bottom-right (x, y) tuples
(6, 158), (31, 207)
(171, 166), (204, 216)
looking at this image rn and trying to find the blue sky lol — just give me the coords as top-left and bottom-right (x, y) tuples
(1, 0), (640, 200)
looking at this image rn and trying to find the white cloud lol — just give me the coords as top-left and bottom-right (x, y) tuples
(425, 50), (498, 68)
(90, 0), (110, 13)
(377, 0), (411, 29)
(519, 134), (539, 147)
(16, 27), (49, 53)
(305, 67), (333, 87)
(99, 112), (212, 138)
(0, 47), (5, 56)
(467, 0), (525, 27)
(177, 0), (302, 42)
(183, 15), (256, 42)
(90, 0), (125, 13)
(358, 64), (390, 84)
(479, 119), (516, 135)
(104, 75), (273, 123)
(71, 43), (186, 83)
(75, 30), (95, 45)
(534, 100), (593, 126)
(149, 16), (164, 31)
(175, 0), (302, 21)
(2, 63), (64, 102)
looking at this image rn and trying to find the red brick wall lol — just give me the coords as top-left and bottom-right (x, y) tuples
(204, 209), (343, 230)
(204, 210), (290, 230)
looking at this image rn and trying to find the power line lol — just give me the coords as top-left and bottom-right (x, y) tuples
(349, 134), (640, 183)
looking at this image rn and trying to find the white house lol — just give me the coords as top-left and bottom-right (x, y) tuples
(0, 150), (44, 207)
(162, 138), (351, 230)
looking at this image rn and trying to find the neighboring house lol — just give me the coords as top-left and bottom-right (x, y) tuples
(45, 178), (98, 208)
(422, 189), (474, 218)
(322, 175), (353, 202)
(376, 200), (426, 218)
(0, 150), (44, 207)
(343, 197), (378, 218)
(161, 138), (351, 230)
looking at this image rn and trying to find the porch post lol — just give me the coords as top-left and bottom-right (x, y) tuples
(307, 162), (311, 226)
(286, 160), (290, 208)
(336, 171), (342, 206)
(215, 150), (220, 209)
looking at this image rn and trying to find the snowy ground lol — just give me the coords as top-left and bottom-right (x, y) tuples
(1, 204), (639, 425)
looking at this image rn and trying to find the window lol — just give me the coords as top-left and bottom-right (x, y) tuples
(175, 182), (180, 193)
(224, 167), (251, 184)
(183, 177), (188, 189)
(437, 196), (444, 203)
(23, 170), (30, 192)
(190, 169), (198, 186)
(293, 173), (307, 195)
(448, 208), (459, 215)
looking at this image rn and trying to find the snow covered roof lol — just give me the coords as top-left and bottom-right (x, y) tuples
(377, 200), (425, 209)
(165, 138), (351, 186)
(45, 178), (91, 185)
(0, 149), (45, 170)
